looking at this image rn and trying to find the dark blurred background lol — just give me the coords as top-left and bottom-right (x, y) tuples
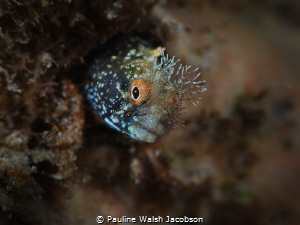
(0, 0), (299, 224)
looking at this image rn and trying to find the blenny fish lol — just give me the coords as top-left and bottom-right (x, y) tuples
(86, 35), (206, 143)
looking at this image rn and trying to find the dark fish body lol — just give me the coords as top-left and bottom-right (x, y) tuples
(86, 35), (206, 142)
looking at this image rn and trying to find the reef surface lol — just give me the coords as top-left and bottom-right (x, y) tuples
(0, 0), (299, 224)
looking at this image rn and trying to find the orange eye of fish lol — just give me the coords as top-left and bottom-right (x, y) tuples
(130, 78), (152, 105)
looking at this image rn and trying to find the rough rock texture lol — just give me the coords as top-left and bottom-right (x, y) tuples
(1, 0), (300, 224)
(0, 0), (156, 222)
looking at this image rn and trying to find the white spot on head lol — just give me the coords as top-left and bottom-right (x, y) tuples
(102, 103), (107, 112)
(111, 115), (119, 123)
(104, 118), (121, 131)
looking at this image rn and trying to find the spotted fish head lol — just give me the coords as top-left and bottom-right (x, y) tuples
(86, 37), (206, 143)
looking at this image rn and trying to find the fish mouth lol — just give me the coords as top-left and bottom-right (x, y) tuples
(129, 126), (157, 143)
(127, 121), (165, 143)
(121, 108), (167, 142)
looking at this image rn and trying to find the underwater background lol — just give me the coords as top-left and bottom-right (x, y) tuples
(0, 0), (299, 224)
